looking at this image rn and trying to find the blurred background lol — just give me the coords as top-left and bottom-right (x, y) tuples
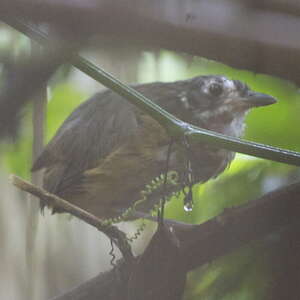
(0, 11), (300, 300)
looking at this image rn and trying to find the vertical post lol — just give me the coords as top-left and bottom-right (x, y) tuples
(26, 40), (47, 300)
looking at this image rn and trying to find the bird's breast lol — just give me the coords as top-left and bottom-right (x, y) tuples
(172, 143), (234, 184)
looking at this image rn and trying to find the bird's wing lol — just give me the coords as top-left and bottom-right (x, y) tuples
(32, 90), (138, 195)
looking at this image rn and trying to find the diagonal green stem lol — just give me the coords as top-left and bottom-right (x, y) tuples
(4, 17), (300, 166)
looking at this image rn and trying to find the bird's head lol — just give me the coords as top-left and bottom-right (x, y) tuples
(177, 75), (276, 136)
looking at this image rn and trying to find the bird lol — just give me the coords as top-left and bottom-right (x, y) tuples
(31, 75), (276, 220)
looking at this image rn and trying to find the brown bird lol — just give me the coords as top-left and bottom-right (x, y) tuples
(32, 75), (276, 220)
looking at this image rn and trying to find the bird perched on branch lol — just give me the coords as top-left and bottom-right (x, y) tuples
(32, 75), (276, 220)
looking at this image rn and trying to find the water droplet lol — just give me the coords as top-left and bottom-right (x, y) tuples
(183, 189), (193, 212)
(184, 202), (193, 212)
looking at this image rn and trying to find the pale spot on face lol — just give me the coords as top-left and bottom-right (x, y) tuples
(196, 104), (232, 120)
(179, 91), (189, 109)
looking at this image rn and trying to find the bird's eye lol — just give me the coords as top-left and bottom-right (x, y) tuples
(209, 83), (223, 97)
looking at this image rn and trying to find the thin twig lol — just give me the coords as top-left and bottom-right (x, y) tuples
(10, 175), (134, 263)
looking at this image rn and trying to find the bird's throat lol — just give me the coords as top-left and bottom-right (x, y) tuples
(195, 109), (248, 138)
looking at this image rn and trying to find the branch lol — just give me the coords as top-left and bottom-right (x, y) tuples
(1, 1), (300, 85)
(4, 18), (300, 168)
(10, 175), (134, 263)
(49, 180), (300, 300)
(178, 180), (300, 271)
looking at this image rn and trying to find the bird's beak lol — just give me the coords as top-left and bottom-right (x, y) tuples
(239, 91), (277, 108)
